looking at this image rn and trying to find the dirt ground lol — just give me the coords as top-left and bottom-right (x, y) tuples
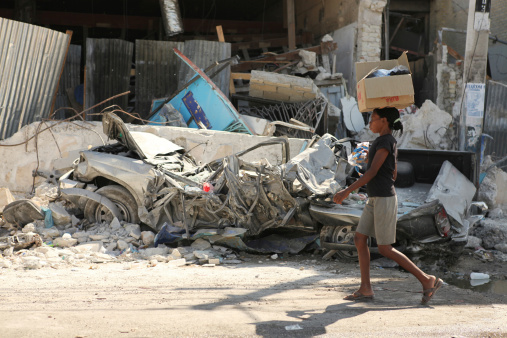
(0, 250), (506, 338)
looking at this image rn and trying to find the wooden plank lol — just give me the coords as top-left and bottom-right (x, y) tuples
(216, 25), (225, 42)
(229, 77), (236, 95)
(231, 73), (252, 80)
(287, 0), (296, 50)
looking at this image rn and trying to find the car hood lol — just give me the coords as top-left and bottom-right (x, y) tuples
(102, 112), (183, 159)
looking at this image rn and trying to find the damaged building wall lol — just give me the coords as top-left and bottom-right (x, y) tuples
(489, 0), (507, 41)
(436, 45), (464, 114)
(295, 0), (359, 38)
(429, 0), (469, 56)
(356, 0), (386, 62)
(295, 0), (385, 63)
(0, 122), (306, 193)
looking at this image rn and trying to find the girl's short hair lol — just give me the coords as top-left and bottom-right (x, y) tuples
(373, 107), (403, 135)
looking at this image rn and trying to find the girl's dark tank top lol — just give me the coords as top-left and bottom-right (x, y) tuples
(366, 134), (397, 197)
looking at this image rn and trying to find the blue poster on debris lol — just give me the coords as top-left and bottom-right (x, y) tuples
(182, 91), (212, 129)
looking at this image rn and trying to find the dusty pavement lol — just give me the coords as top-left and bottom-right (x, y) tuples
(0, 252), (506, 338)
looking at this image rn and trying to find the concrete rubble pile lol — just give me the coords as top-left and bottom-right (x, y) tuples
(0, 215), (243, 270)
(356, 100), (455, 150)
(468, 155), (507, 261)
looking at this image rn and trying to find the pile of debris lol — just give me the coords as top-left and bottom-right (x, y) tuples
(0, 215), (244, 270)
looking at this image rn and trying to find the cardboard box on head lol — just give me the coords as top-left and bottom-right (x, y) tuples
(355, 52), (415, 113)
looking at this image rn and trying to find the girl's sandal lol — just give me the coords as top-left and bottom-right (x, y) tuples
(343, 291), (374, 302)
(421, 278), (443, 305)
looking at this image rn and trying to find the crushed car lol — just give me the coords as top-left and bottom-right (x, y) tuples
(3, 111), (484, 261)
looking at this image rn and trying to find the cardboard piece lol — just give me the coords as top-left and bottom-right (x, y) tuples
(355, 52), (414, 112)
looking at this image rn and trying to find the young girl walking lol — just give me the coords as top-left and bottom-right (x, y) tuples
(333, 107), (443, 305)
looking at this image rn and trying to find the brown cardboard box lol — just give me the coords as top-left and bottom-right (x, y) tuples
(355, 52), (415, 112)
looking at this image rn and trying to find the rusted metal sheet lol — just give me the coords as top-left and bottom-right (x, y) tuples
(135, 40), (184, 119)
(483, 80), (507, 160)
(0, 18), (70, 140)
(178, 40), (231, 98)
(53, 44), (81, 119)
(84, 38), (133, 120)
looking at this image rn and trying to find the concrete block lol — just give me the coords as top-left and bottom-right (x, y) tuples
(249, 82), (264, 91)
(303, 92), (317, 99)
(263, 91), (290, 102)
(277, 86), (296, 96)
(264, 81), (291, 88)
(168, 258), (186, 267)
(49, 203), (71, 226)
(292, 85), (313, 93)
(249, 89), (264, 98)
(257, 83), (278, 92)
(208, 258), (220, 265)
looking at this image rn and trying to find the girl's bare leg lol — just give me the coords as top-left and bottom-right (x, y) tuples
(378, 244), (436, 291)
(353, 232), (374, 296)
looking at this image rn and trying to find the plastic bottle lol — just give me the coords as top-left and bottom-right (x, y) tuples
(470, 272), (490, 279)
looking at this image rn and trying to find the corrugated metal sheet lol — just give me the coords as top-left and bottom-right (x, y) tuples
(178, 40), (231, 98)
(0, 18), (70, 140)
(85, 38), (133, 120)
(135, 40), (184, 118)
(53, 44), (81, 119)
(483, 80), (507, 160)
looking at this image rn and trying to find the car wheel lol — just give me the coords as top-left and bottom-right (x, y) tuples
(320, 225), (368, 261)
(84, 185), (140, 224)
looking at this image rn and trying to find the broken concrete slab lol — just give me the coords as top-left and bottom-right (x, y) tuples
(49, 203), (72, 226)
(0, 188), (15, 213)
(398, 100), (453, 149)
(2, 200), (45, 226)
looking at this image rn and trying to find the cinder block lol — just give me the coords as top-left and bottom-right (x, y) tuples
(249, 82), (264, 91)
(265, 81), (291, 88)
(249, 89), (264, 98)
(277, 86), (296, 96)
(292, 85), (313, 93)
(289, 94), (307, 102)
(258, 84), (278, 92)
(263, 91), (290, 102)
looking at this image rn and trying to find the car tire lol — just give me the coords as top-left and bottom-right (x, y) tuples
(395, 161), (415, 188)
(84, 185), (140, 224)
(320, 225), (370, 262)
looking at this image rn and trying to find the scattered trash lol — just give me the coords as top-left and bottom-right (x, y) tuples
(285, 324), (303, 331)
